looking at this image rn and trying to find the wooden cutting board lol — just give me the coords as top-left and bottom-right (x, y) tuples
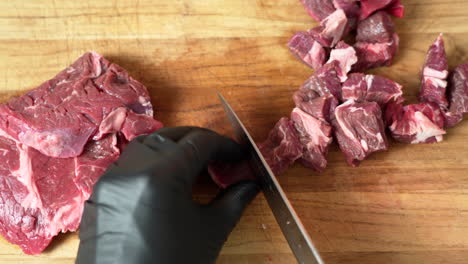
(0, 0), (467, 263)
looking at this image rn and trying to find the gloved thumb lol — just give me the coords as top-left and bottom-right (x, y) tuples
(211, 181), (259, 228)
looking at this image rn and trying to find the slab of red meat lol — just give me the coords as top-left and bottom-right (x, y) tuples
(0, 52), (163, 254)
(288, 31), (327, 70)
(356, 11), (395, 43)
(291, 107), (333, 172)
(386, 102), (446, 143)
(353, 33), (399, 72)
(299, 0), (336, 22)
(333, 0), (360, 30)
(360, 0), (404, 20)
(309, 9), (348, 48)
(445, 63), (468, 127)
(420, 34), (449, 108)
(332, 100), (389, 167)
(342, 73), (403, 106)
(258, 118), (303, 175)
(327, 41), (358, 82)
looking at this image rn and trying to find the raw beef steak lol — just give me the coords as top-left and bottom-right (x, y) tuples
(288, 31), (327, 70)
(342, 73), (403, 106)
(332, 100), (388, 166)
(258, 118), (303, 175)
(420, 34), (449, 108)
(445, 63), (468, 127)
(291, 108), (333, 172)
(0, 52), (163, 254)
(386, 102), (446, 143)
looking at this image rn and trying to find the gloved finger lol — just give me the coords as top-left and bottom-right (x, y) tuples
(177, 128), (246, 186)
(153, 127), (200, 142)
(209, 181), (259, 230)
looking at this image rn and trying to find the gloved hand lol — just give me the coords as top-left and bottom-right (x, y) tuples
(76, 127), (259, 264)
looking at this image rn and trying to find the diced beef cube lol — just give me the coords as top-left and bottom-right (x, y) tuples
(309, 9), (348, 47)
(327, 41), (358, 82)
(332, 100), (389, 166)
(291, 108), (333, 172)
(301, 61), (343, 100)
(360, 0), (404, 20)
(356, 11), (395, 43)
(258, 118), (303, 175)
(288, 32), (327, 70)
(299, 0), (336, 22)
(420, 34), (449, 108)
(333, 0), (360, 22)
(445, 63), (468, 127)
(342, 73), (403, 106)
(387, 102), (446, 143)
(293, 92), (338, 123)
(353, 33), (400, 71)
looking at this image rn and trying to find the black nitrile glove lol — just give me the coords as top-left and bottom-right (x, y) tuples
(76, 127), (259, 264)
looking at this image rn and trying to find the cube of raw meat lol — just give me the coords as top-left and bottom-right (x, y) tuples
(445, 63), (468, 127)
(333, 0), (359, 20)
(300, 61), (343, 101)
(291, 108), (333, 172)
(342, 73), (403, 106)
(309, 9), (348, 47)
(386, 102), (446, 143)
(356, 11), (395, 43)
(420, 34), (449, 108)
(360, 0), (404, 20)
(258, 118), (303, 175)
(293, 92), (338, 123)
(327, 41), (358, 82)
(353, 33), (400, 71)
(299, 0), (336, 22)
(288, 31), (327, 70)
(0, 52), (163, 254)
(332, 100), (389, 166)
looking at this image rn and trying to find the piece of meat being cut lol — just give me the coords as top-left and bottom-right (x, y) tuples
(0, 52), (163, 254)
(420, 34), (449, 108)
(445, 63), (468, 127)
(288, 31), (327, 70)
(332, 100), (389, 166)
(291, 107), (333, 172)
(293, 92), (338, 123)
(309, 9), (348, 48)
(327, 41), (358, 82)
(258, 118), (303, 175)
(299, 0), (336, 22)
(386, 102), (446, 143)
(342, 73), (403, 106)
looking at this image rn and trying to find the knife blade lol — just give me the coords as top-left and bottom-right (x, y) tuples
(217, 92), (324, 264)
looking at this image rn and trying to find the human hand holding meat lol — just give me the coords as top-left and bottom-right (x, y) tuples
(75, 127), (259, 264)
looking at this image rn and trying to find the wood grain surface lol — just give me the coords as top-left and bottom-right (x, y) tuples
(0, 0), (468, 263)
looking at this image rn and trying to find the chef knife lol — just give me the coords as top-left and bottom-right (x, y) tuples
(217, 92), (324, 264)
